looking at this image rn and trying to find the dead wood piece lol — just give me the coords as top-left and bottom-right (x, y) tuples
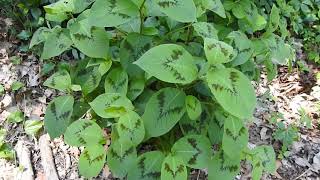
(14, 140), (34, 180)
(39, 134), (59, 180)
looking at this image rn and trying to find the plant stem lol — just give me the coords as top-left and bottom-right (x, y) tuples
(139, 0), (147, 34)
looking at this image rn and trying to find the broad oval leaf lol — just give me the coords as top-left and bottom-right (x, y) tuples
(250, 145), (276, 180)
(208, 150), (240, 180)
(155, 0), (196, 22)
(227, 31), (253, 66)
(208, 0), (226, 18)
(64, 119), (104, 147)
(120, 33), (153, 77)
(134, 44), (198, 84)
(79, 144), (106, 178)
(41, 27), (73, 59)
(222, 115), (249, 159)
(43, 70), (71, 91)
(107, 139), (137, 178)
(117, 111), (145, 146)
(142, 88), (186, 138)
(29, 27), (51, 48)
(71, 27), (109, 59)
(44, 96), (74, 138)
(161, 155), (187, 180)
(104, 67), (128, 95)
(128, 151), (165, 180)
(185, 95), (202, 120)
(171, 134), (212, 169)
(206, 68), (256, 119)
(75, 66), (101, 95)
(193, 22), (218, 39)
(89, 93), (134, 118)
(204, 38), (235, 65)
(89, 0), (139, 27)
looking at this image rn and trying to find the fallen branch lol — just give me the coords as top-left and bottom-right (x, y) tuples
(39, 134), (59, 180)
(14, 140), (34, 180)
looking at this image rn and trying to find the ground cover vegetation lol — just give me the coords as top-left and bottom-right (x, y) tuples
(4, 0), (319, 179)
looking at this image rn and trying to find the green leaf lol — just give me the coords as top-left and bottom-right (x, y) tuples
(11, 81), (24, 91)
(208, 150), (240, 180)
(171, 134), (211, 169)
(155, 0), (196, 22)
(117, 111), (145, 146)
(44, 96), (74, 138)
(64, 119), (104, 147)
(44, 70), (72, 92)
(193, 22), (218, 39)
(222, 115), (249, 159)
(87, 58), (112, 76)
(208, 0), (226, 18)
(127, 77), (145, 101)
(185, 95), (202, 120)
(89, 93), (134, 118)
(79, 144), (106, 178)
(75, 67), (101, 95)
(7, 110), (24, 123)
(107, 139), (137, 178)
(142, 88), (186, 138)
(204, 38), (235, 65)
(24, 120), (43, 136)
(120, 33), (153, 77)
(267, 5), (280, 33)
(89, 0), (139, 27)
(0, 143), (14, 159)
(206, 68), (256, 119)
(29, 27), (51, 48)
(41, 27), (73, 59)
(104, 67), (128, 95)
(227, 31), (253, 66)
(128, 151), (165, 180)
(161, 154), (187, 180)
(250, 145), (276, 180)
(71, 27), (110, 59)
(134, 44), (198, 84)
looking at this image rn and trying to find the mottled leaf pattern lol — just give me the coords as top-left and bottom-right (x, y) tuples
(64, 119), (104, 147)
(171, 135), (211, 169)
(185, 95), (202, 120)
(193, 22), (218, 39)
(90, 93), (134, 118)
(44, 96), (74, 138)
(120, 33), (153, 77)
(206, 68), (256, 119)
(107, 139), (137, 178)
(204, 38), (235, 65)
(117, 111), (145, 146)
(89, 0), (139, 27)
(71, 27), (109, 59)
(208, 150), (240, 180)
(161, 155), (187, 180)
(155, 0), (196, 22)
(227, 31), (253, 66)
(222, 115), (249, 159)
(43, 70), (71, 91)
(128, 151), (165, 180)
(142, 88), (186, 138)
(41, 27), (73, 59)
(79, 144), (106, 178)
(135, 44), (198, 84)
(104, 67), (128, 95)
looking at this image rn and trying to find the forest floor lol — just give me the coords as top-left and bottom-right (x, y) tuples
(0, 17), (320, 180)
